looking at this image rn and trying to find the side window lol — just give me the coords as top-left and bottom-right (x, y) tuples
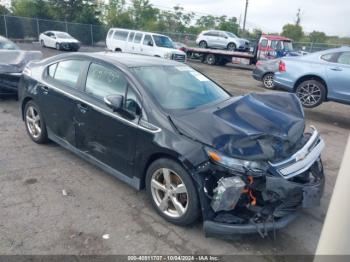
(260, 39), (268, 47)
(271, 40), (277, 49)
(53, 60), (84, 88)
(47, 63), (57, 77)
(113, 30), (129, 41)
(143, 35), (153, 46)
(134, 33), (143, 43)
(128, 32), (135, 42)
(204, 31), (214, 36)
(218, 32), (226, 38)
(107, 30), (114, 38)
(337, 52), (350, 65)
(85, 63), (127, 100)
(125, 87), (141, 115)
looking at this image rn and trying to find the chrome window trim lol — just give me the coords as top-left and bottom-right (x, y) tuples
(40, 78), (162, 134)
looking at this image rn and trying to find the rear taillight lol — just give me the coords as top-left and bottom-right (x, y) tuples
(279, 60), (286, 72)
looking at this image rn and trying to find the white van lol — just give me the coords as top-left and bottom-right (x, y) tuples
(106, 28), (186, 62)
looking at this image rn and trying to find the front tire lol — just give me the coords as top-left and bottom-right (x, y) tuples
(296, 79), (326, 108)
(24, 101), (48, 144)
(146, 158), (200, 226)
(227, 42), (236, 51)
(262, 73), (275, 89)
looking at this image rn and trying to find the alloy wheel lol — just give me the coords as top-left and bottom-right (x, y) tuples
(26, 106), (42, 139)
(297, 83), (322, 107)
(263, 74), (274, 89)
(199, 41), (207, 48)
(150, 168), (189, 218)
(227, 43), (236, 51)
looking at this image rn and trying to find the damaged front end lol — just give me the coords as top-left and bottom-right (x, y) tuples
(195, 127), (325, 237)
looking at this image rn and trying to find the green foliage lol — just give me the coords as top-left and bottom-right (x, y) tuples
(281, 23), (304, 41)
(12, 0), (51, 19)
(0, 4), (10, 15)
(308, 31), (327, 43)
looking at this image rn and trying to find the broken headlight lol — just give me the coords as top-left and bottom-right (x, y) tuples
(205, 147), (268, 174)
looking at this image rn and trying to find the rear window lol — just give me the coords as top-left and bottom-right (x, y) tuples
(52, 60), (85, 88)
(107, 30), (114, 38)
(113, 30), (129, 41)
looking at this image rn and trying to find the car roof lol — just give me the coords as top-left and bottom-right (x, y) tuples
(51, 52), (182, 68)
(108, 28), (168, 38)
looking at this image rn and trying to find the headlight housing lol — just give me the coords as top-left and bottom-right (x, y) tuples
(163, 52), (172, 59)
(205, 147), (268, 174)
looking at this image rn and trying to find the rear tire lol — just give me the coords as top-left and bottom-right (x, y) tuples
(24, 101), (48, 144)
(296, 79), (326, 108)
(199, 40), (208, 49)
(262, 73), (275, 89)
(56, 43), (60, 51)
(146, 158), (200, 226)
(205, 54), (216, 65)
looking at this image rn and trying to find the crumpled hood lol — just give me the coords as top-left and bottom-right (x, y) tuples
(171, 92), (305, 161)
(0, 50), (42, 73)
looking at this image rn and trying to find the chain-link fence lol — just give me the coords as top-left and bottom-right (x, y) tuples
(0, 15), (345, 52)
(0, 15), (107, 46)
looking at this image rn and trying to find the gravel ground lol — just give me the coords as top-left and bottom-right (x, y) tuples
(0, 43), (349, 256)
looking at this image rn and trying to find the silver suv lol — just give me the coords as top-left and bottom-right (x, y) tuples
(196, 30), (250, 51)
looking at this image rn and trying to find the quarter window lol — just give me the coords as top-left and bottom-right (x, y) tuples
(113, 30), (129, 41)
(85, 63), (127, 100)
(321, 53), (334, 62)
(47, 63), (57, 77)
(53, 60), (84, 88)
(134, 33), (143, 43)
(337, 52), (350, 65)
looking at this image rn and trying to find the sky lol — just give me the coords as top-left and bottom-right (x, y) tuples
(149, 0), (350, 37)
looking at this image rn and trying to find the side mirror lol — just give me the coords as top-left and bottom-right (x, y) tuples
(104, 94), (123, 112)
(148, 41), (153, 46)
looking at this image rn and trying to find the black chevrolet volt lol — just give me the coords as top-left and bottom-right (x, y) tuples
(18, 52), (325, 236)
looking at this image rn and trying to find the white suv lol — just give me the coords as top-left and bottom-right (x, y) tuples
(106, 28), (186, 62)
(196, 30), (250, 52)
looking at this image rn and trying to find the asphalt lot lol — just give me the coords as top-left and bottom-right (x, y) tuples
(0, 43), (349, 256)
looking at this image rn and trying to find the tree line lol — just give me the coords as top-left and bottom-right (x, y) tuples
(0, 0), (349, 45)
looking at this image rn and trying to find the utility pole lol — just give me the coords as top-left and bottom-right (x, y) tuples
(242, 0), (248, 34)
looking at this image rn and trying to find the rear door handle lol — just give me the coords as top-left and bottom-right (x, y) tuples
(77, 102), (89, 113)
(330, 67), (342, 71)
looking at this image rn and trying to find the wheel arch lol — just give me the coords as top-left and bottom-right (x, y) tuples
(294, 75), (328, 99)
(21, 97), (33, 120)
(115, 48), (122, 52)
(140, 152), (193, 190)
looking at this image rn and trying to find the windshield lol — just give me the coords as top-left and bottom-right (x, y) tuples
(152, 35), (175, 48)
(226, 32), (237, 38)
(131, 65), (230, 110)
(283, 41), (293, 51)
(56, 33), (73, 39)
(0, 39), (19, 50)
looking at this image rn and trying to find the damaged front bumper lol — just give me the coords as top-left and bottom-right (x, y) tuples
(197, 127), (325, 236)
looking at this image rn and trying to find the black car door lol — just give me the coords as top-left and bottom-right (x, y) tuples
(74, 61), (143, 179)
(39, 59), (87, 145)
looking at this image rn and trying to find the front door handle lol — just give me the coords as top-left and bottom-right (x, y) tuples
(330, 67), (342, 71)
(40, 85), (49, 94)
(77, 103), (89, 114)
